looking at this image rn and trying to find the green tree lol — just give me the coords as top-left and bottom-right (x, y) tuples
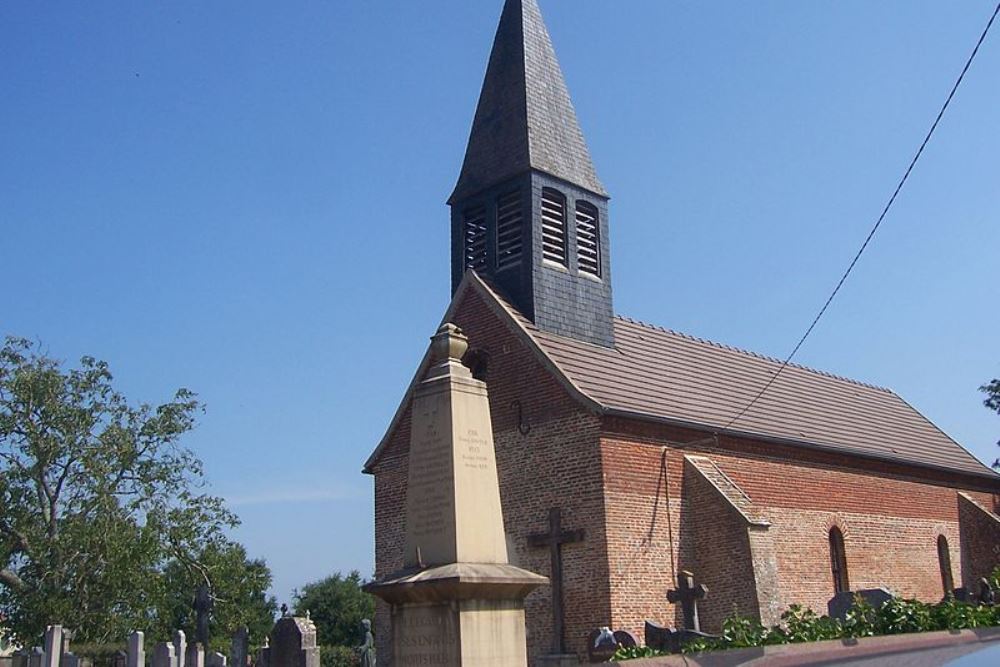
(152, 542), (277, 650)
(983, 378), (1000, 468)
(293, 571), (375, 648)
(0, 337), (253, 644)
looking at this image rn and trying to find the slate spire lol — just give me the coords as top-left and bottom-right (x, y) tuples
(449, 0), (607, 203)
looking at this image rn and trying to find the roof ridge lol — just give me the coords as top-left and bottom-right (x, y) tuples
(614, 315), (892, 394)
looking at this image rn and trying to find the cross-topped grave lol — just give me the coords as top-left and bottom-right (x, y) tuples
(666, 570), (708, 632)
(528, 507), (584, 655)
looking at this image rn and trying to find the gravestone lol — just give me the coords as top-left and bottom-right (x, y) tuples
(12, 651), (29, 667)
(827, 588), (894, 621)
(28, 648), (43, 667)
(643, 622), (718, 655)
(268, 617), (318, 667)
(365, 324), (547, 666)
(255, 638), (269, 667)
(126, 632), (145, 667)
(205, 653), (226, 667)
(528, 508), (584, 658)
(194, 586), (214, 650)
(152, 644), (176, 667)
(110, 650), (126, 667)
(42, 627), (62, 667)
(978, 578), (996, 606)
(185, 644), (204, 667)
(586, 628), (616, 663)
(230, 627), (249, 667)
(666, 571), (708, 632)
(173, 632), (186, 667)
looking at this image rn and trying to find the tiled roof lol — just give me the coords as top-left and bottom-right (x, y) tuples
(449, 0), (607, 203)
(479, 276), (996, 479)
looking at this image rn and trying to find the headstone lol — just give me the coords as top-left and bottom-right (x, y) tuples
(173, 631), (186, 667)
(28, 648), (43, 667)
(827, 588), (894, 621)
(127, 632), (145, 667)
(230, 627), (249, 667)
(666, 571), (708, 632)
(365, 324), (547, 667)
(151, 644), (176, 667)
(110, 650), (127, 667)
(528, 508), (584, 656)
(186, 643), (204, 667)
(42, 627), (62, 667)
(60, 654), (79, 667)
(978, 578), (996, 606)
(205, 653), (226, 667)
(255, 639), (269, 667)
(268, 618), (318, 667)
(12, 650), (29, 667)
(644, 622), (719, 655)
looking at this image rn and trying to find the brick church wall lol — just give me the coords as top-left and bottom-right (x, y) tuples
(958, 493), (1000, 587)
(369, 288), (613, 664)
(599, 417), (1000, 637)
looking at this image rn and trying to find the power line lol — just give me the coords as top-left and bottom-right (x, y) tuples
(723, 2), (1000, 432)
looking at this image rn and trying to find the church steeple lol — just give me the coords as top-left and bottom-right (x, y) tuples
(450, 0), (615, 348)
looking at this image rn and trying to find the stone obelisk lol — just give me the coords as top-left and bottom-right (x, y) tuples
(366, 323), (547, 666)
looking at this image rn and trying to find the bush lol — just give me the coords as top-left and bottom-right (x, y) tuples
(320, 645), (361, 667)
(615, 593), (1000, 660)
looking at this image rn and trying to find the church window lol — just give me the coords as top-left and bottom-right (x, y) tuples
(540, 187), (568, 266)
(575, 200), (600, 277)
(496, 189), (523, 269)
(463, 205), (487, 273)
(938, 535), (954, 596)
(829, 527), (850, 594)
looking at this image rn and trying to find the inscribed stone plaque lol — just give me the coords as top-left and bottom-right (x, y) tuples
(393, 604), (460, 666)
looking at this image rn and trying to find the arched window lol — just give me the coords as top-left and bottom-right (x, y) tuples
(540, 187), (567, 266)
(938, 535), (954, 596)
(575, 200), (600, 277)
(496, 188), (523, 270)
(829, 527), (850, 594)
(463, 204), (487, 273)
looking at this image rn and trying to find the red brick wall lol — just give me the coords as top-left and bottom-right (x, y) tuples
(369, 288), (612, 664)
(600, 417), (1000, 636)
(958, 493), (1000, 587)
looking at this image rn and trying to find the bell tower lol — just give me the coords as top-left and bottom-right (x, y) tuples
(449, 0), (614, 348)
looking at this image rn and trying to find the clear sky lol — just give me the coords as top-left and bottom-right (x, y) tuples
(2, 1), (998, 608)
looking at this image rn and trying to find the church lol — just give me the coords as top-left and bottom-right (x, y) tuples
(364, 0), (1000, 663)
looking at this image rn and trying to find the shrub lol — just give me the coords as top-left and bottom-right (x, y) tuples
(319, 645), (360, 667)
(616, 593), (1000, 660)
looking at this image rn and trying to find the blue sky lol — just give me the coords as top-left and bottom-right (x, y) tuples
(2, 1), (998, 607)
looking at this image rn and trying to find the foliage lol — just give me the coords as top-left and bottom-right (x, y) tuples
(150, 542), (277, 650)
(0, 337), (261, 645)
(293, 571), (375, 648)
(616, 594), (1000, 660)
(983, 378), (1000, 468)
(612, 645), (664, 660)
(319, 645), (362, 667)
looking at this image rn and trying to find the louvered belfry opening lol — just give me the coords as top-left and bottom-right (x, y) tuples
(496, 188), (524, 270)
(540, 187), (568, 266)
(575, 200), (600, 277)
(463, 205), (488, 273)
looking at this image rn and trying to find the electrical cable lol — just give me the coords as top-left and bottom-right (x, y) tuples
(723, 1), (1000, 431)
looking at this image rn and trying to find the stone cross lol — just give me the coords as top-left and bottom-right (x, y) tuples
(230, 627), (249, 667)
(194, 585), (214, 649)
(667, 570), (708, 632)
(127, 632), (145, 667)
(528, 507), (584, 655)
(151, 644), (176, 667)
(173, 631), (186, 667)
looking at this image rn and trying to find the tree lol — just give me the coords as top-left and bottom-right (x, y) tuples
(152, 542), (277, 650)
(983, 377), (1000, 469)
(293, 571), (375, 648)
(0, 337), (254, 644)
